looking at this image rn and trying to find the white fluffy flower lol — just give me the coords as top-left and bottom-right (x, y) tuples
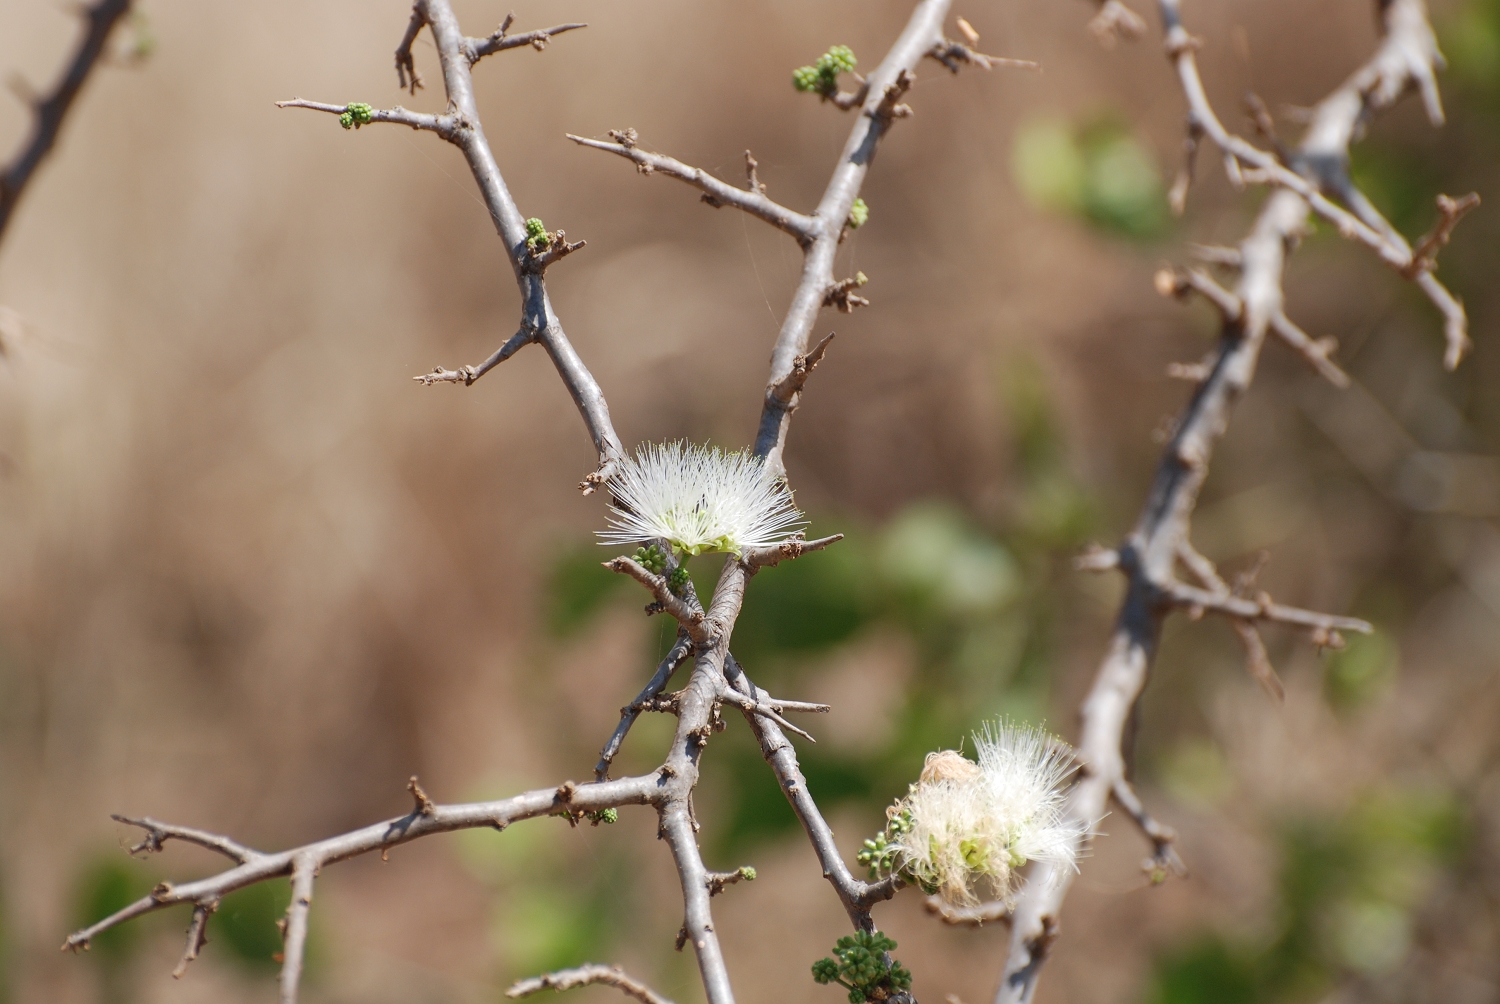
(885, 722), (1084, 906)
(598, 441), (806, 557)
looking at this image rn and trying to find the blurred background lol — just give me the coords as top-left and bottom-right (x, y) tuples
(0, 0), (1496, 1002)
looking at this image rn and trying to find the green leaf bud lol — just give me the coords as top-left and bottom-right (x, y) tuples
(847, 198), (869, 229)
(820, 45), (857, 74)
(793, 65), (823, 92)
(812, 958), (841, 984)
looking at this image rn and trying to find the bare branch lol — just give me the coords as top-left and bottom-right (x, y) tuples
(1161, 580), (1370, 635)
(566, 134), (817, 243)
(1269, 313), (1349, 388)
(596, 632), (695, 781)
(927, 38), (1040, 74)
(508, 964), (675, 1004)
(1088, 0), (1147, 48)
(278, 856), (316, 1004)
(1405, 192), (1481, 278)
(274, 99), (448, 134)
(469, 22), (588, 63)
(925, 897), (1011, 927)
(995, 4), (1451, 1000)
(111, 814), (261, 864)
(1109, 778), (1187, 880)
(768, 332), (836, 404)
(1155, 0), (1475, 366)
(705, 866), (757, 897)
(171, 900), (216, 979)
(723, 655), (903, 923)
(661, 809), (734, 1004)
(741, 533), (845, 570)
(414, 327), (530, 386)
(394, 5), (426, 94)
(718, 688), (817, 742)
(602, 557), (707, 637)
(1156, 266), (1350, 387)
(823, 273), (871, 313)
(0, 0), (134, 243)
(1188, 244), (1242, 267)
(386, 2), (627, 489)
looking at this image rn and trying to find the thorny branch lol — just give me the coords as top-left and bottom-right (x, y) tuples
(1154, 0), (1478, 369)
(67, 3), (990, 1004)
(571, 0), (1013, 477)
(994, 3), (1469, 1003)
(508, 964), (675, 1004)
(282, 2), (625, 493)
(0, 0), (134, 245)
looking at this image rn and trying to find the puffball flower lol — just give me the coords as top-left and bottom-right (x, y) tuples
(886, 722), (1084, 906)
(598, 441), (806, 557)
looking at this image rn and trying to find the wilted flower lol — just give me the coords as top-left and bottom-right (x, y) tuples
(598, 441), (805, 557)
(860, 722), (1084, 906)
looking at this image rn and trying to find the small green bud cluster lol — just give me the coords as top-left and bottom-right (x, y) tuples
(586, 808), (618, 825)
(633, 545), (668, 574)
(668, 565), (691, 595)
(847, 198), (869, 230)
(339, 103), (374, 130)
(792, 45), (857, 97)
(525, 217), (550, 250)
(736, 866), (757, 881)
(857, 808), (914, 881)
(811, 929), (912, 1003)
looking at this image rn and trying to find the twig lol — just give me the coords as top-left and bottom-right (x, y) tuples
(567, 134), (817, 244)
(741, 533), (845, 570)
(718, 688), (817, 742)
(1404, 192), (1481, 279)
(768, 332), (835, 403)
(278, 856), (316, 1004)
(111, 814), (261, 864)
(1088, 0), (1147, 48)
(413, 327), (530, 386)
(469, 22), (588, 63)
(705, 866), (757, 897)
(925, 897), (1011, 927)
(0, 0), (134, 243)
(596, 632), (695, 780)
(171, 900), (216, 979)
(723, 655), (904, 924)
(1109, 778), (1186, 879)
(508, 964), (675, 1004)
(602, 557), (707, 637)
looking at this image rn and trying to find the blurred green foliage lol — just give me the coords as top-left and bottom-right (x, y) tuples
(217, 880), (322, 976)
(1322, 631), (1397, 711)
(70, 856), (156, 964)
(1012, 113), (1168, 238)
(1146, 785), (1467, 1004)
(457, 789), (627, 980)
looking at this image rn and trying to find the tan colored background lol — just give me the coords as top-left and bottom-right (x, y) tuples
(1, 1), (1495, 1002)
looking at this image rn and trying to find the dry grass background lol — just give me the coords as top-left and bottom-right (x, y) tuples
(0, 1), (1496, 1003)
